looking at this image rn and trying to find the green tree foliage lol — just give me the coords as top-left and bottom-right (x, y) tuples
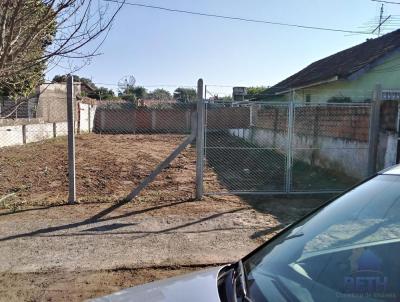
(52, 74), (115, 100)
(245, 86), (268, 99)
(147, 88), (172, 100)
(119, 86), (147, 102)
(87, 87), (115, 100)
(173, 88), (197, 103)
(0, 0), (123, 98)
(52, 75), (95, 89)
(0, 1), (56, 97)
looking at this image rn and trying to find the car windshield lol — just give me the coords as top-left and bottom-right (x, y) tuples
(244, 174), (400, 302)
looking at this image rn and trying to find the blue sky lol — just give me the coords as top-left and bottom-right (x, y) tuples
(46, 0), (400, 95)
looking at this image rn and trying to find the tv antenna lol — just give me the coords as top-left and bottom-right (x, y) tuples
(118, 75), (136, 93)
(371, 4), (391, 36)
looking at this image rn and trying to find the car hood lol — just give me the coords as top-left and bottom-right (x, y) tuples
(90, 266), (226, 302)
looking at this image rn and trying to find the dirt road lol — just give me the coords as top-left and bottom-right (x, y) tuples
(0, 195), (325, 301)
(0, 134), (326, 301)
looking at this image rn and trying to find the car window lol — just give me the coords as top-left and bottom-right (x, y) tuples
(244, 175), (400, 302)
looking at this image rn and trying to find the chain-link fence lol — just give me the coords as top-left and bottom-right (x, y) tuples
(0, 81), (198, 210)
(204, 102), (289, 193)
(0, 83), (71, 210)
(75, 101), (197, 203)
(203, 100), (372, 194)
(1, 80), (397, 210)
(291, 103), (371, 192)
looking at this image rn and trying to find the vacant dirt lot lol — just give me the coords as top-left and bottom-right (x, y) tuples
(0, 134), (200, 208)
(0, 134), (326, 301)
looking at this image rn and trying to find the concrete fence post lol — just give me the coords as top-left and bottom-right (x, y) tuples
(196, 79), (205, 200)
(22, 125), (26, 144)
(249, 105), (254, 127)
(285, 101), (295, 193)
(67, 75), (76, 204)
(397, 101), (400, 164)
(53, 122), (57, 138)
(133, 110), (137, 134)
(100, 110), (106, 132)
(88, 105), (91, 133)
(367, 85), (382, 176)
(185, 110), (191, 132)
(151, 110), (157, 130)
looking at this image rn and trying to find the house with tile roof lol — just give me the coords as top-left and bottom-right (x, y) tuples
(262, 29), (400, 103)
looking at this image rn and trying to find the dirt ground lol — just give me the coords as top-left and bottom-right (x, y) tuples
(0, 134), (200, 208)
(0, 134), (327, 301)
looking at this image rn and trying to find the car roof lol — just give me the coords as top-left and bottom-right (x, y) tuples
(379, 164), (400, 175)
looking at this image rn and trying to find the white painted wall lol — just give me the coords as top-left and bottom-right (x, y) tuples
(229, 128), (369, 179)
(56, 122), (68, 137)
(79, 104), (96, 133)
(0, 104), (97, 148)
(0, 125), (24, 147)
(25, 123), (54, 143)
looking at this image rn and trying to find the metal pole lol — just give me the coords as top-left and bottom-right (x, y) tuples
(367, 85), (382, 176)
(285, 101), (294, 193)
(196, 79), (205, 200)
(67, 75), (76, 204)
(396, 101), (400, 164)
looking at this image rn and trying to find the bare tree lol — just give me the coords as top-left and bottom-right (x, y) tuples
(0, 0), (124, 96)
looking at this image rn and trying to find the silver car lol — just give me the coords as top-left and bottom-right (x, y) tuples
(93, 165), (400, 302)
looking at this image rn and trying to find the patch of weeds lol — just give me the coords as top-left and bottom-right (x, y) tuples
(0, 193), (24, 212)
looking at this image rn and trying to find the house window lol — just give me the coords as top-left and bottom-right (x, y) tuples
(306, 94), (311, 103)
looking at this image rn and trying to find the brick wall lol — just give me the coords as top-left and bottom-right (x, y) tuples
(93, 108), (194, 133)
(380, 101), (398, 131)
(253, 105), (371, 142)
(207, 107), (250, 129)
(93, 105), (372, 142)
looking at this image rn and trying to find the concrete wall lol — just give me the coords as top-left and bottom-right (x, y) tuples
(230, 128), (369, 179)
(79, 103), (96, 133)
(0, 103), (95, 148)
(36, 83), (81, 122)
(0, 125), (24, 148)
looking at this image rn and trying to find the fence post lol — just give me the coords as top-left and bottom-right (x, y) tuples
(151, 110), (157, 130)
(22, 125), (26, 144)
(67, 75), (76, 204)
(285, 101), (294, 193)
(397, 101), (400, 164)
(53, 122), (57, 138)
(88, 106), (91, 132)
(196, 79), (204, 200)
(367, 85), (382, 176)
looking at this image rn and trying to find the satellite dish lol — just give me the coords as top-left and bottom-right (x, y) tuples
(118, 75), (136, 92)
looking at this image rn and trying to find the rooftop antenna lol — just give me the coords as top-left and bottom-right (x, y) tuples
(118, 75), (136, 94)
(371, 4), (391, 36)
(378, 4), (384, 36)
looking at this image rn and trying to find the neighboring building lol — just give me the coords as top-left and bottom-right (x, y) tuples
(263, 29), (400, 103)
(36, 82), (93, 122)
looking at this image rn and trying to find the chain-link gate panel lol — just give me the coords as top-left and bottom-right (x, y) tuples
(204, 102), (289, 193)
(203, 101), (372, 195)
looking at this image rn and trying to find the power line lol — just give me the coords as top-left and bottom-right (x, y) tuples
(372, 0), (400, 4)
(104, 0), (371, 35)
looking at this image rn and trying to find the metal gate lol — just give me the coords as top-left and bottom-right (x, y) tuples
(203, 101), (371, 195)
